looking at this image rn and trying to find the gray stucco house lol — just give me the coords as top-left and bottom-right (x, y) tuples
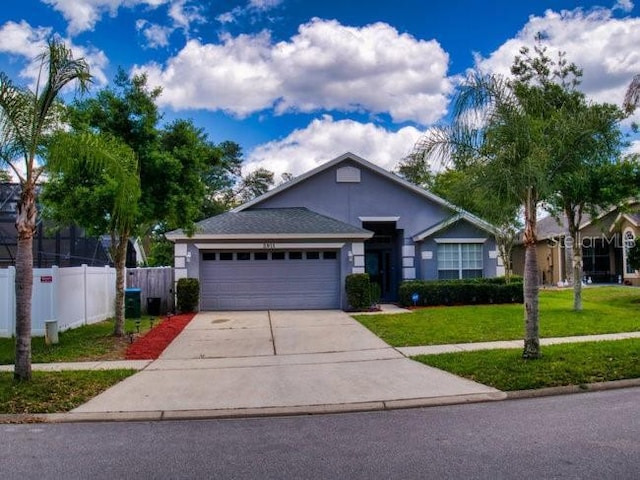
(167, 152), (501, 310)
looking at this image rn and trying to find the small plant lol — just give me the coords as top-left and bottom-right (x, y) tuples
(176, 278), (200, 312)
(345, 273), (372, 310)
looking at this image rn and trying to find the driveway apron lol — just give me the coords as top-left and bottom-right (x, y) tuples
(73, 310), (503, 415)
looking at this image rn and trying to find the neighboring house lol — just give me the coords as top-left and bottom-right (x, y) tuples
(167, 153), (500, 310)
(512, 202), (640, 286)
(0, 182), (136, 268)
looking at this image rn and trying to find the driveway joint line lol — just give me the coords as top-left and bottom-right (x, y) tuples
(143, 356), (406, 372)
(268, 310), (277, 355)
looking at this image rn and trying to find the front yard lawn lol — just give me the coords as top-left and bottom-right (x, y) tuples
(355, 286), (640, 346)
(413, 338), (640, 391)
(0, 317), (158, 365)
(0, 370), (135, 414)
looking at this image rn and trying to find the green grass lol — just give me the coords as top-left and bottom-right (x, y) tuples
(355, 286), (640, 346)
(0, 370), (135, 414)
(413, 338), (640, 391)
(0, 317), (158, 365)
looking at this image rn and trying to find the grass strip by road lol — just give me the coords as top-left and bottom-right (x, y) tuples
(413, 338), (640, 391)
(355, 287), (640, 346)
(0, 370), (136, 414)
(0, 317), (159, 365)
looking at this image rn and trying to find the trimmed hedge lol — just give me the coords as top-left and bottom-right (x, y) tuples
(176, 278), (200, 312)
(346, 273), (372, 310)
(399, 278), (523, 307)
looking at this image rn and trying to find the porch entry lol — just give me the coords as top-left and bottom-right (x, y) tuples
(363, 221), (402, 301)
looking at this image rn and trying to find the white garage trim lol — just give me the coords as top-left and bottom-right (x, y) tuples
(195, 242), (345, 250)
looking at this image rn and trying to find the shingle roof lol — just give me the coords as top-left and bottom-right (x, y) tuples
(172, 208), (371, 237)
(536, 215), (570, 239)
(625, 212), (640, 226)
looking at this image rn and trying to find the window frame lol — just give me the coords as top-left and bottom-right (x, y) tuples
(437, 242), (484, 280)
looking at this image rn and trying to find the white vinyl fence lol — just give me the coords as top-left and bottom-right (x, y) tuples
(0, 265), (116, 337)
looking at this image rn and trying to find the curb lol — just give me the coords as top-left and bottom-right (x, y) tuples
(1, 380), (638, 425)
(505, 377), (640, 400)
(0, 392), (507, 424)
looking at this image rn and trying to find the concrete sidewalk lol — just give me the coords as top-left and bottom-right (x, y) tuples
(68, 310), (504, 419)
(398, 331), (640, 356)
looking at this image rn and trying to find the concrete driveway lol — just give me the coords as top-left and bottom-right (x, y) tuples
(73, 310), (504, 417)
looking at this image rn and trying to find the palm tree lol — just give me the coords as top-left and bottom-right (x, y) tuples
(624, 74), (640, 114)
(46, 131), (141, 337)
(0, 39), (91, 381)
(414, 73), (549, 359)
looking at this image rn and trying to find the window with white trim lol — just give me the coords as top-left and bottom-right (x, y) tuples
(437, 243), (483, 280)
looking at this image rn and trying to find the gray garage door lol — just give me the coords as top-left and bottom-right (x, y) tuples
(200, 250), (340, 310)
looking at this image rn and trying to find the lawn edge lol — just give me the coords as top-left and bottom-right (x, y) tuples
(505, 377), (640, 399)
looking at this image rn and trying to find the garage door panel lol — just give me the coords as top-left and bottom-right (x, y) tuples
(201, 253), (340, 310)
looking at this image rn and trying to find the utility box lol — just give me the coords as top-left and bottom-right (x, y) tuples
(45, 320), (59, 345)
(125, 288), (141, 318)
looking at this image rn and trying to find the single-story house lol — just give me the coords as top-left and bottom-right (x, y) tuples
(167, 153), (501, 310)
(512, 202), (640, 286)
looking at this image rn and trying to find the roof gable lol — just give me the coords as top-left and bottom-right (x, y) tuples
(234, 152), (496, 234)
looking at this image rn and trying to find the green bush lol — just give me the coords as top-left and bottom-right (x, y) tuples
(346, 273), (372, 310)
(399, 278), (523, 307)
(176, 278), (200, 312)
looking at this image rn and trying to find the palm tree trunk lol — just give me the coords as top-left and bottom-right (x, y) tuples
(565, 208), (583, 312)
(522, 191), (540, 359)
(112, 230), (129, 337)
(571, 239), (583, 312)
(14, 182), (38, 381)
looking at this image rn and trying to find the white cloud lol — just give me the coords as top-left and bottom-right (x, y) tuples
(135, 18), (452, 125)
(244, 115), (422, 178)
(613, 0), (634, 12)
(0, 20), (51, 59)
(0, 20), (108, 87)
(474, 8), (640, 109)
(168, 0), (205, 32)
(135, 33), (279, 115)
(136, 19), (172, 48)
(627, 139), (640, 155)
(216, 0), (282, 24)
(42, 0), (168, 35)
(249, 0), (282, 9)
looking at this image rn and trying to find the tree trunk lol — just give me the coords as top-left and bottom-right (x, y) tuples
(571, 236), (583, 312)
(14, 183), (38, 381)
(112, 230), (129, 337)
(522, 192), (540, 359)
(565, 208), (583, 312)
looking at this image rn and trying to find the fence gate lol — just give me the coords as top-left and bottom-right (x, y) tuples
(126, 267), (175, 315)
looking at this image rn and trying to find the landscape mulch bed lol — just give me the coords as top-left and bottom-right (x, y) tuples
(125, 313), (196, 360)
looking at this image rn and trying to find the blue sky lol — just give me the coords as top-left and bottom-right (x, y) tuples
(1, 0), (639, 179)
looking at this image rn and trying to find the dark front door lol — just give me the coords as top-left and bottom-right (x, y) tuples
(363, 221), (401, 302)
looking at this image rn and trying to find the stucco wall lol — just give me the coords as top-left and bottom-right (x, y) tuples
(419, 221), (498, 279)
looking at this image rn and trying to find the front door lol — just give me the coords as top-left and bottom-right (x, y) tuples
(363, 221), (400, 302)
(365, 250), (393, 300)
